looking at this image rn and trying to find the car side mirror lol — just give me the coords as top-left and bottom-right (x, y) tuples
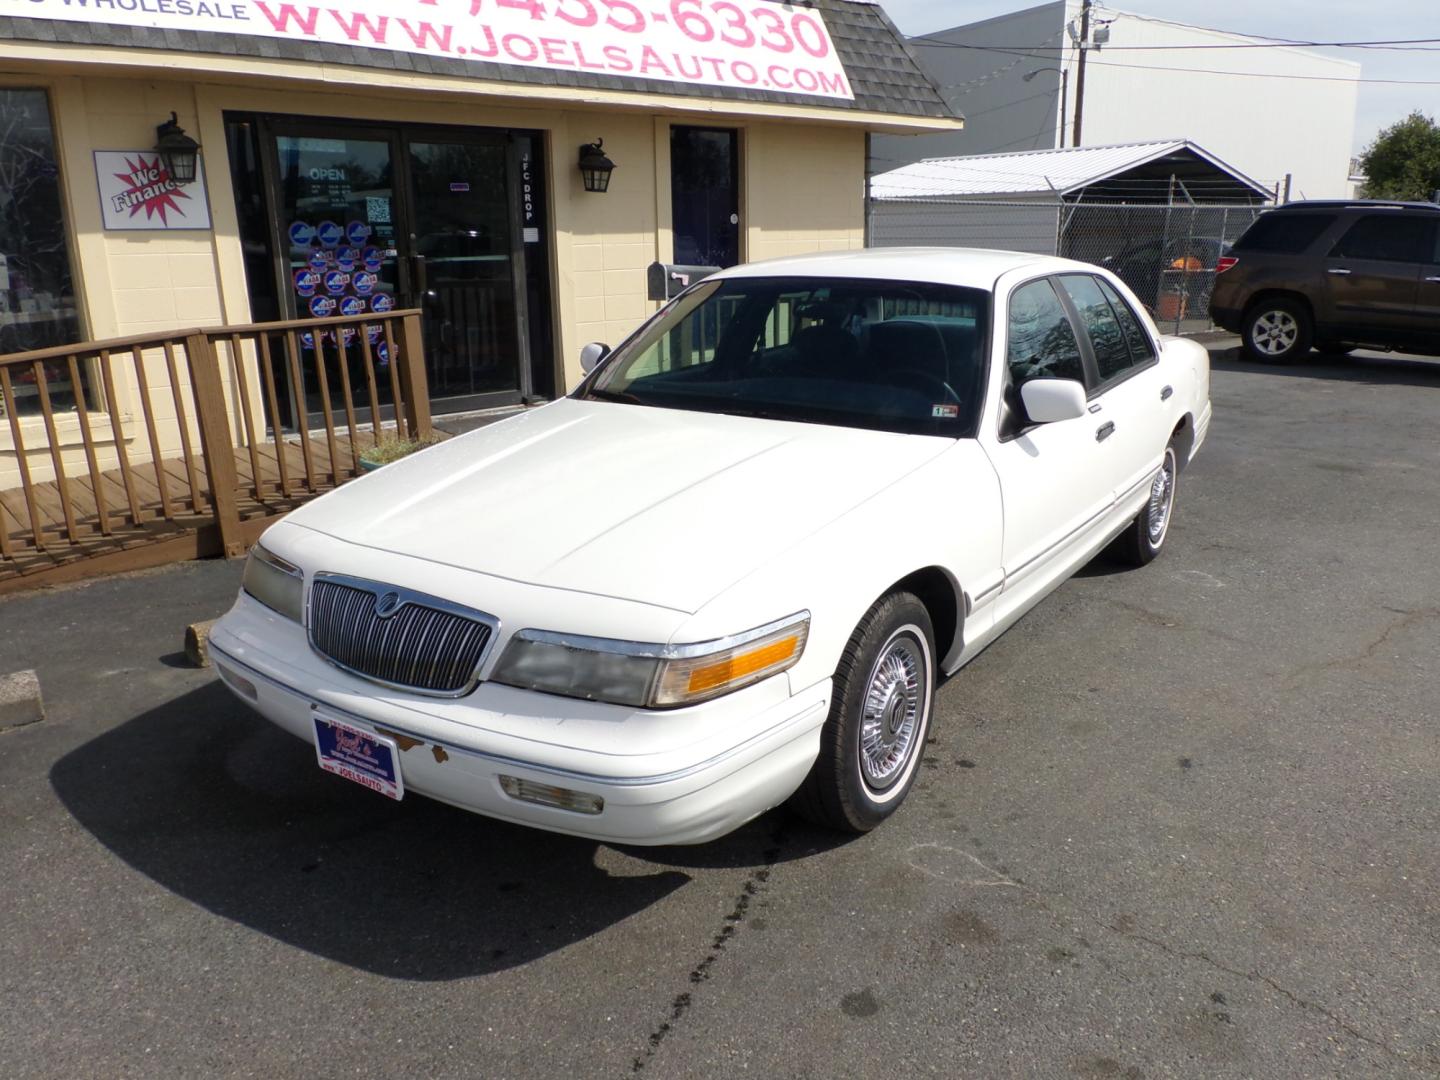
(1020, 378), (1088, 423)
(579, 342), (610, 374)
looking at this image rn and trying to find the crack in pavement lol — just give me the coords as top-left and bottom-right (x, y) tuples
(630, 821), (787, 1074)
(1090, 596), (1257, 649)
(1104, 920), (1420, 1068)
(1283, 607), (1440, 689)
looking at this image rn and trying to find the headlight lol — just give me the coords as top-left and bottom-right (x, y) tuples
(491, 612), (809, 709)
(241, 543), (304, 622)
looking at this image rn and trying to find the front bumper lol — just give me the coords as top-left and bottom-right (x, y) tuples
(209, 594), (831, 845)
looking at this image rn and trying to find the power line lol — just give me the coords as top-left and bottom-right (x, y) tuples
(911, 40), (1440, 85)
(913, 36), (1440, 52)
(1080, 57), (1440, 86)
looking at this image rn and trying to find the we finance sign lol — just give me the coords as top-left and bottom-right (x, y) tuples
(12, 0), (854, 100)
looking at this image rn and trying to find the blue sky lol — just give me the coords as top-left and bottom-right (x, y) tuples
(879, 0), (1440, 154)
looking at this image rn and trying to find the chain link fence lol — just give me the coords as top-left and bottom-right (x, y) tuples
(868, 198), (1271, 335)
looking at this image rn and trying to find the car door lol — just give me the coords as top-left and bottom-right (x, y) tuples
(1321, 214), (1428, 337)
(979, 276), (1116, 627)
(1055, 273), (1172, 516)
(1416, 221), (1440, 341)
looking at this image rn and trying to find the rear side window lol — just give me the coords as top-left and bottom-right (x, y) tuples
(1330, 215), (1431, 263)
(1233, 213), (1336, 254)
(1007, 279), (1084, 384)
(1096, 278), (1157, 366)
(1058, 274), (1132, 382)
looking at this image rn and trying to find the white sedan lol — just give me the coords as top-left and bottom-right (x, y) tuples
(211, 249), (1211, 844)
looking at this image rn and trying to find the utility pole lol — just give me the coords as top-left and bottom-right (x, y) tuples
(1071, 0), (1092, 148)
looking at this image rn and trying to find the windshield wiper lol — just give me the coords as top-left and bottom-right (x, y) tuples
(583, 387), (647, 405)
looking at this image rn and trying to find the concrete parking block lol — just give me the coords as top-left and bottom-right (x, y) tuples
(184, 619), (217, 668)
(0, 669), (44, 731)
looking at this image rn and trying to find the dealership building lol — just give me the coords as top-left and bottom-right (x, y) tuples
(0, 0), (957, 477)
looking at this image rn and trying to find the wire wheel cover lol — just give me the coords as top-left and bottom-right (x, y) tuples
(1147, 451), (1176, 544)
(859, 632), (927, 791)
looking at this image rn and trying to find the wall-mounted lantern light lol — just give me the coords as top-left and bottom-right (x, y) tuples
(578, 139), (616, 193)
(155, 112), (201, 185)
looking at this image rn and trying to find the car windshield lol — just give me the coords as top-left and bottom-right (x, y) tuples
(577, 276), (991, 437)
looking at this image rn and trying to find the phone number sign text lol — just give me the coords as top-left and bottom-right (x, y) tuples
(10, 0), (854, 100)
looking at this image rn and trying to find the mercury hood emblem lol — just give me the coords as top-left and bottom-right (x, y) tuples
(374, 591), (403, 618)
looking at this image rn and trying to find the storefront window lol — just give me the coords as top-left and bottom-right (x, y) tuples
(0, 89), (86, 416)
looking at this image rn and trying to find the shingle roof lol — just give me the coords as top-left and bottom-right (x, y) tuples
(0, 1), (955, 121)
(871, 139), (1271, 199)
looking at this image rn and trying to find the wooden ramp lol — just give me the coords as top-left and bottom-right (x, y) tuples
(1, 308), (434, 597)
(0, 433), (373, 594)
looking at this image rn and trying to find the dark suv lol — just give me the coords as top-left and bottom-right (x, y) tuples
(1210, 200), (1440, 363)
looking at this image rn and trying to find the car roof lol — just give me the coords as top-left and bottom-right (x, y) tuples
(713, 247), (1091, 291)
(1264, 200), (1440, 214)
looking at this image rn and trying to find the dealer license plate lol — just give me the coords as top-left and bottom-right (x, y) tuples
(312, 713), (404, 801)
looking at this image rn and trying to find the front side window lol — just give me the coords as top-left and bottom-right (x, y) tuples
(1006, 279), (1084, 386)
(0, 89), (85, 415)
(1330, 215), (1430, 263)
(580, 277), (990, 437)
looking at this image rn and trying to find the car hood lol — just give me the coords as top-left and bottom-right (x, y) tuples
(287, 398), (953, 613)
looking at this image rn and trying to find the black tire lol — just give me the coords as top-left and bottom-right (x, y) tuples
(1241, 298), (1313, 364)
(791, 592), (935, 833)
(1114, 443), (1179, 567)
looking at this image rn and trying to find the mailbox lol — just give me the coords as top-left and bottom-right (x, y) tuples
(647, 261), (720, 302)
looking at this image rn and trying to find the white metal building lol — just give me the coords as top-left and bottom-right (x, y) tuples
(870, 2), (1361, 200)
(870, 139), (1272, 204)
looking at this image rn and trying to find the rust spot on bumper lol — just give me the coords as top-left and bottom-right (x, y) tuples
(431, 745), (449, 764)
(374, 727), (422, 752)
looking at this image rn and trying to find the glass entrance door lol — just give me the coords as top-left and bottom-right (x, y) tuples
(407, 137), (527, 406)
(258, 119), (532, 417)
(271, 130), (404, 428)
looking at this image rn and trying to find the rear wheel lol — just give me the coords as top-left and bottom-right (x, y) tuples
(1115, 444), (1178, 567)
(791, 592), (935, 834)
(1242, 299), (1312, 364)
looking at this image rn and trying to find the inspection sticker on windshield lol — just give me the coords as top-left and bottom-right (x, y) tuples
(313, 712), (404, 800)
(931, 404), (959, 418)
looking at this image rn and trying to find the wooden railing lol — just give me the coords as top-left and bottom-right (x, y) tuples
(0, 310), (428, 585)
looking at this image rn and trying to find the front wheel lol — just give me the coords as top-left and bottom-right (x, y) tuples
(1115, 444), (1178, 567)
(1241, 299), (1312, 364)
(791, 592), (935, 833)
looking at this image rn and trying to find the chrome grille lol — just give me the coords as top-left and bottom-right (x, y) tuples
(307, 574), (498, 696)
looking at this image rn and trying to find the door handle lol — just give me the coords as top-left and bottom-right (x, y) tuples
(410, 253), (429, 296)
(1095, 421), (1116, 443)
(1327, 268), (1352, 276)
(1160, 385), (1174, 402)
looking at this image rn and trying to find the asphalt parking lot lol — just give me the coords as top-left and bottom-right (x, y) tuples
(2, 342), (1438, 1079)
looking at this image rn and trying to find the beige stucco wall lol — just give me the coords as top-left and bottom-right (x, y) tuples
(1, 60), (869, 490)
(744, 122), (865, 263)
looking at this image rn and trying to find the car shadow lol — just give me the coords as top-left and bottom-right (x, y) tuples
(49, 680), (841, 981)
(1210, 346), (1440, 387)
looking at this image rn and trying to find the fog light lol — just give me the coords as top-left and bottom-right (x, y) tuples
(498, 775), (604, 815)
(216, 662), (258, 702)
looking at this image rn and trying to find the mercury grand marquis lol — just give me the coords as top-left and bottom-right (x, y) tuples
(210, 248), (1211, 844)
